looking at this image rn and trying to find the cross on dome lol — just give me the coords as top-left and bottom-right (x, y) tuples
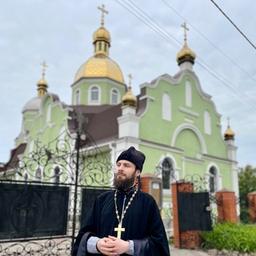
(98, 4), (108, 26)
(181, 22), (189, 43)
(40, 61), (48, 80)
(128, 74), (133, 87)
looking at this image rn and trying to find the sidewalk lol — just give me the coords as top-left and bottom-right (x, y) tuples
(170, 247), (210, 256)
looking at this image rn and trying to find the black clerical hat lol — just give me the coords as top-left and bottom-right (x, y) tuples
(116, 146), (145, 172)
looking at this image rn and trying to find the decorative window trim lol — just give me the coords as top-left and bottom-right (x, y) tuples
(75, 89), (80, 105)
(204, 111), (212, 135)
(110, 88), (120, 105)
(185, 81), (192, 107)
(88, 85), (101, 105)
(162, 93), (171, 121)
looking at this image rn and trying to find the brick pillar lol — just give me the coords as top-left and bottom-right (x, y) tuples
(172, 181), (200, 249)
(248, 192), (256, 223)
(140, 174), (162, 209)
(216, 189), (238, 223)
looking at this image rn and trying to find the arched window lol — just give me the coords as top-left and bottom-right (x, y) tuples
(89, 85), (100, 104)
(209, 166), (217, 193)
(75, 89), (80, 105)
(54, 166), (60, 184)
(162, 158), (174, 189)
(46, 105), (51, 123)
(204, 111), (211, 135)
(35, 167), (42, 181)
(111, 89), (119, 105)
(185, 81), (192, 107)
(162, 94), (171, 121)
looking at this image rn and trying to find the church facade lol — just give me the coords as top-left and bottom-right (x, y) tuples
(1, 7), (238, 234)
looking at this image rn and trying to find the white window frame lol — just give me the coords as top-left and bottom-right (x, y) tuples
(88, 85), (101, 105)
(204, 111), (212, 135)
(75, 89), (80, 105)
(162, 93), (171, 121)
(110, 88), (120, 105)
(185, 81), (192, 107)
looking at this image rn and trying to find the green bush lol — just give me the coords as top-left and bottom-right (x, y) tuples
(201, 222), (256, 253)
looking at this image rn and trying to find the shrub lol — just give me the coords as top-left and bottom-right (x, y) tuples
(201, 222), (256, 253)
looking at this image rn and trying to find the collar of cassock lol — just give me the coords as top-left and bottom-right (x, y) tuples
(116, 186), (137, 196)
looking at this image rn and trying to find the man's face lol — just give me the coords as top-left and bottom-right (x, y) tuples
(113, 160), (139, 190)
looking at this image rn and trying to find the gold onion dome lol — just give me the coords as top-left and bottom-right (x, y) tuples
(37, 62), (48, 97)
(93, 26), (111, 45)
(73, 5), (124, 84)
(177, 41), (196, 65)
(177, 22), (196, 66)
(224, 125), (235, 141)
(122, 86), (137, 107)
(74, 56), (124, 84)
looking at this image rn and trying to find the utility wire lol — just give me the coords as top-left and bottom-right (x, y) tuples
(161, 0), (256, 84)
(209, 0), (256, 50)
(115, 0), (256, 110)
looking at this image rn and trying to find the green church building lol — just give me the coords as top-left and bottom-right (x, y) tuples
(1, 7), (238, 235)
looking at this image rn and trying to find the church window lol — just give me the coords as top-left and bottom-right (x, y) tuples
(185, 81), (192, 107)
(54, 166), (60, 184)
(75, 89), (80, 104)
(104, 43), (107, 51)
(111, 89), (119, 104)
(35, 167), (42, 181)
(46, 105), (51, 123)
(209, 166), (217, 193)
(99, 42), (102, 51)
(162, 158), (174, 189)
(89, 85), (101, 104)
(204, 111), (211, 135)
(162, 94), (171, 121)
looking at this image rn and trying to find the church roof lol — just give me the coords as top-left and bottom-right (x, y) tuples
(22, 96), (42, 113)
(68, 104), (122, 146)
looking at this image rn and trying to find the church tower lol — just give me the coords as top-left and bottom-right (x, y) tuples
(224, 119), (239, 197)
(71, 5), (126, 106)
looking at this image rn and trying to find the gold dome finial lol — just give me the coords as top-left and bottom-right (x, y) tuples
(37, 61), (48, 97)
(98, 4), (108, 27)
(93, 4), (111, 57)
(224, 117), (235, 141)
(177, 22), (196, 66)
(122, 74), (137, 107)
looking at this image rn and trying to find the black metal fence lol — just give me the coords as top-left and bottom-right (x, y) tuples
(0, 127), (113, 256)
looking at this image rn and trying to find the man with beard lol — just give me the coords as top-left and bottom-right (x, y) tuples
(72, 146), (170, 256)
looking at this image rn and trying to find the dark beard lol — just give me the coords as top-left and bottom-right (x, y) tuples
(113, 172), (136, 191)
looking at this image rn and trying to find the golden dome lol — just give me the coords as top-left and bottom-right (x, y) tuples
(224, 126), (235, 141)
(37, 78), (48, 97)
(93, 26), (111, 44)
(74, 55), (124, 84)
(122, 86), (137, 107)
(177, 42), (196, 65)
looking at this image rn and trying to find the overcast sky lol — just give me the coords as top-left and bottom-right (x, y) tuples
(1, 0), (256, 167)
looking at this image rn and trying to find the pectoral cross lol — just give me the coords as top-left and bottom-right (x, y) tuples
(114, 223), (125, 239)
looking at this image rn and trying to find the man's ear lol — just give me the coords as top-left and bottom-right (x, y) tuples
(136, 170), (140, 177)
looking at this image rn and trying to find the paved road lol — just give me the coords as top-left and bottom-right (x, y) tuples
(170, 247), (210, 256)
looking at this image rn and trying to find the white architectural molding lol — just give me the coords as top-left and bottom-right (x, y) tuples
(179, 106), (199, 117)
(171, 123), (207, 154)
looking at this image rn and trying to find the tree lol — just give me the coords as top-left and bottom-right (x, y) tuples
(239, 165), (256, 223)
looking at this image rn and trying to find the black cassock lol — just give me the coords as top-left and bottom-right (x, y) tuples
(72, 189), (170, 256)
